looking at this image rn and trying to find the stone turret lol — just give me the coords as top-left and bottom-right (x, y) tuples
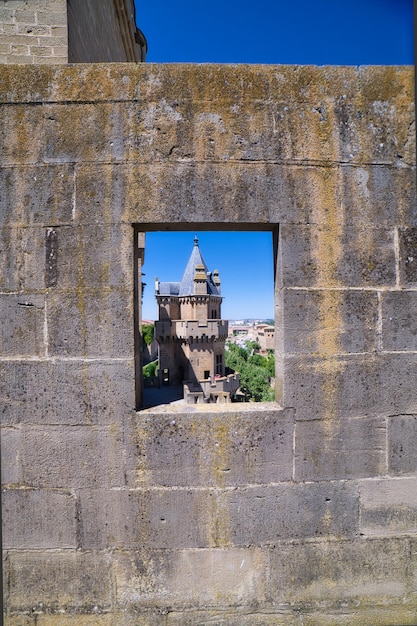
(154, 237), (239, 402)
(194, 263), (208, 295)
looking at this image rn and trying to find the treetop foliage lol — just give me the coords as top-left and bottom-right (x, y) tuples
(226, 341), (274, 402)
(143, 359), (158, 378)
(142, 323), (154, 346)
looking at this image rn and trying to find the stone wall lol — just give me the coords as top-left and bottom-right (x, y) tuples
(1, 63), (416, 624)
(67, 0), (142, 62)
(0, 0), (68, 64)
(0, 0), (145, 64)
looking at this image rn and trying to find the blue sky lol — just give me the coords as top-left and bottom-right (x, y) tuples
(142, 231), (274, 321)
(136, 0), (413, 320)
(137, 0), (413, 65)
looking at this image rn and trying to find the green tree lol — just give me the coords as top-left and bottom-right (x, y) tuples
(265, 353), (275, 377)
(143, 359), (158, 378)
(261, 385), (275, 402)
(248, 352), (275, 376)
(248, 353), (265, 368)
(225, 343), (274, 402)
(245, 339), (261, 354)
(226, 342), (248, 368)
(142, 323), (154, 346)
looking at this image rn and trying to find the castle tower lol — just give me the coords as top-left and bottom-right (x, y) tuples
(155, 237), (238, 401)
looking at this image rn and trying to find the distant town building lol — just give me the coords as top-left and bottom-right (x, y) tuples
(228, 321), (275, 353)
(229, 324), (252, 336)
(154, 236), (239, 403)
(254, 324), (275, 352)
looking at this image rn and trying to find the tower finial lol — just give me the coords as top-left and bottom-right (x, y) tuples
(194, 234), (199, 246)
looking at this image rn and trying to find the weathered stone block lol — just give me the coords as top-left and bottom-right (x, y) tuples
(79, 488), (216, 550)
(341, 165), (417, 228)
(167, 610), (417, 626)
(294, 416), (386, 481)
(125, 99), (196, 164)
(0, 226), (45, 291)
(124, 96), (342, 166)
(42, 102), (123, 164)
(227, 482), (358, 545)
(280, 288), (378, 355)
(0, 64), (115, 104)
(278, 223), (396, 289)
(0, 293), (45, 356)
(389, 414), (417, 475)
(359, 66), (414, 107)
(408, 536), (417, 581)
(20, 424), (125, 488)
(399, 226), (417, 286)
(34, 55), (68, 65)
(379, 354), (417, 415)
(381, 290), (417, 351)
(359, 477), (417, 537)
(37, 11), (67, 26)
(0, 64), (398, 109)
(336, 220), (398, 289)
(5, 550), (114, 613)
(3, 488), (77, 548)
(74, 163), (132, 224)
(0, 7), (15, 23)
(1, 64), (404, 167)
(0, 360), (135, 425)
(360, 67), (415, 162)
(75, 162), (305, 227)
(4, 617), (36, 626)
(1, 427), (22, 484)
(75, 161), (409, 230)
(74, 164), (413, 234)
(114, 548), (266, 609)
(132, 408), (294, 488)
(302, 607), (417, 626)
(0, 104), (47, 166)
(359, 102), (415, 166)
(0, 164), (75, 226)
(44, 224), (133, 290)
(37, 615), (165, 626)
(284, 353), (417, 421)
(47, 289), (133, 357)
(268, 538), (411, 606)
(167, 611), (295, 625)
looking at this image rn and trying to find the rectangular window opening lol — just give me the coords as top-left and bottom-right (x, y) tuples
(134, 225), (279, 411)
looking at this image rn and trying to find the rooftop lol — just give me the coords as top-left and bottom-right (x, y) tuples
(157, 236), (221, 298)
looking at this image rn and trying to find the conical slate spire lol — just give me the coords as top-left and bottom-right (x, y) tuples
(179, 237), (220, 296)
(156, 237), (221, 297)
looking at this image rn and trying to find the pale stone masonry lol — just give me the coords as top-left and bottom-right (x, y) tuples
(1, 63), (416, 624)
(0, 0), (68, 64)
(0, 0), (146, 64)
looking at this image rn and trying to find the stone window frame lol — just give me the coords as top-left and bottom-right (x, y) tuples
(133, 223), (280, 410)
